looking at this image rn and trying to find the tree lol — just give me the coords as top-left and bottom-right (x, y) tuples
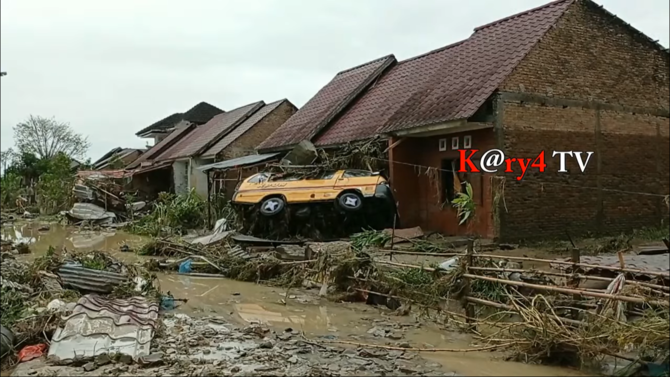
(0, 148), (17, 175)
(13, 115), (90, 160)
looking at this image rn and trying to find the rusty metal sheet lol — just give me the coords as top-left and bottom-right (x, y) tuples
(383, 226), (424, 244)
(48, 295), (158, 362)
(57, 264), (128, 294)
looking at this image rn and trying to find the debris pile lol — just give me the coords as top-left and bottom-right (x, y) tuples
(11, 314), (451, 377)
(0, 248), (160, 370)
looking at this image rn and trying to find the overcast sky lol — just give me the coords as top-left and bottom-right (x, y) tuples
(1, 0), (668, 161)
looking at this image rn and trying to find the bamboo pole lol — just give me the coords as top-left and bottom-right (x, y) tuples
(378, 251), (669, 279)
(472, 253), (670, 278)
(464, 296), (585, 327)
(462, 273), (670, 307)
(464, 239), (476, 329)
(467, 266), (670, 293)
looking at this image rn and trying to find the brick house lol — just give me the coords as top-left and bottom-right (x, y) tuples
(258, 0), (669, 241)
(129, 99), (297, 198)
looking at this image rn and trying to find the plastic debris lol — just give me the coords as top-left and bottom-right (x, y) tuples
(17, 343), (47, 362)
(178, 260), (193, 274)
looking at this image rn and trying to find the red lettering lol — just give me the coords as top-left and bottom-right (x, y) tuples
(531, 151), (547, 172)
(458, 150), (479, 173)
(504, 158), (514, 173)
(515, 158), (531, 181)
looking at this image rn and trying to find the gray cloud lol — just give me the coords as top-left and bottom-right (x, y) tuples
(2, 0), (668, 161)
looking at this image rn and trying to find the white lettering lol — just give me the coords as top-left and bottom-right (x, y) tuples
(572, 151), (594, 173)
(552, 151), (573, 173)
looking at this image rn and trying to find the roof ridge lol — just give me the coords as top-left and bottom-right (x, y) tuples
(338, 54), (395, 75)
(474, 0), (574, 31)
(399, 39), (468, 64)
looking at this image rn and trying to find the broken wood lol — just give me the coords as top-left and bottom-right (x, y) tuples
(472, 253), (670, 278)
(462, 273), (670, 307)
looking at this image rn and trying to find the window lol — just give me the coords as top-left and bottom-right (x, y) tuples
(438, 138), (447, 151)
(451, 137), (459, 150)
(268, 171), (336, 181)
(441, 159), (455, 204)
(343, 170), (374, 178)
(463, 135), (472, 149)
(248, 173), (269, 183)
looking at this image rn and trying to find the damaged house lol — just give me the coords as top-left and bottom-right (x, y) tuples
(92, 147), (144, 170)
(258, 0), (669, 241)
(127, 99), (297, 198)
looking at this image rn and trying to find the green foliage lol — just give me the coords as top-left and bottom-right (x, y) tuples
(127, 189), (206, 236)
(452, 182), (476, 225)
(0, 172), (22, 207)
(351, 229), (392, 251)
(35, 153), (76, 214)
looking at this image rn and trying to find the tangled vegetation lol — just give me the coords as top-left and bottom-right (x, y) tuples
(127, 189), (206, 236)
(0, 152), (77, 214)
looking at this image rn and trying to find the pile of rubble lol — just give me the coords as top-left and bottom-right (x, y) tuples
(0, 249), (160, 371)
(11, 314), (453, 377)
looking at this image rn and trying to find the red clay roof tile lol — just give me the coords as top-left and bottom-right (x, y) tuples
(125, 122), (195, 170)
(263, 0), (574, 149)
(257, 55), (396, 150)
(159, 101), (265, 161)
(202, 100), (291, 158)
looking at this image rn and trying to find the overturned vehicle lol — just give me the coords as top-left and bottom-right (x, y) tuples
(232, 169), (398, 239)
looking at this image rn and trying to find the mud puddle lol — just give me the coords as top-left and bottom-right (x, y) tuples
(3, 223), (589, 376)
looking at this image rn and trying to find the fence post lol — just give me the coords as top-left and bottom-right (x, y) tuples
(464, 238), (476, 329)
(570, 246), (581, 319)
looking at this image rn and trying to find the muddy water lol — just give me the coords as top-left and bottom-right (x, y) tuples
(2, 222), (589, 376)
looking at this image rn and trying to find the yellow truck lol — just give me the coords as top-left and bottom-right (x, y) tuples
(232, 169), (397, 226)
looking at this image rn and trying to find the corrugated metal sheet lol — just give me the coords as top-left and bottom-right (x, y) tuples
(73, 184), (95, 201)
(77, 170), (129, 180)
(48, 295), (159, 362)
(66, 203), (116, 222)
(57, 264), (128, 293)
(197, 153), (280, 173)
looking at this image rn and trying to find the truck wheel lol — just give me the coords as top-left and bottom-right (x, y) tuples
(259, 197), (285, 217)
(337, 192), (363, 212)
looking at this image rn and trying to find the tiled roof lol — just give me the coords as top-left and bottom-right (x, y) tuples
(380, 0), (574, 133)
(158, 101), (265, 161)
(94, 148), (142, 170)
(93, 147), (122, 166)
(257, 55), (397, 150)
(202, 100), (291, 158)
(263, 0), (574, 149)
(125, 121), (195, 169)
(315, 42), (464, 146)
(135, 102), (223, 136)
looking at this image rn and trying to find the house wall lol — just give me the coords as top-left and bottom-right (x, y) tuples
(220, 101), (298, 159)
(172, 160), (189, 195)
(389, 128), (497, 238)
(189, 157), (213, 198)
(496, 0), (670, 241)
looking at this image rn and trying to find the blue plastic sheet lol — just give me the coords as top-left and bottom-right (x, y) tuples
(178, 259), (192, 274)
